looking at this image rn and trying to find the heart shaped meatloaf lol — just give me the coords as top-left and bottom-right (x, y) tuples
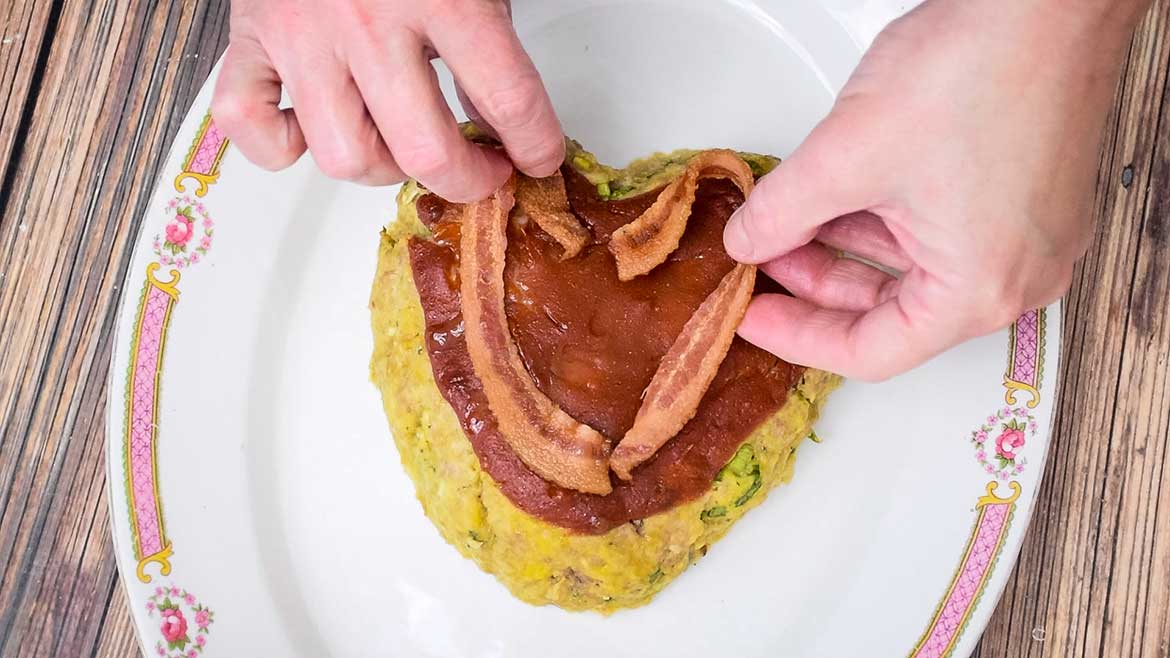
(369, 142), (840, 613)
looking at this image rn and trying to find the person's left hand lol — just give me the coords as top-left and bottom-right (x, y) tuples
(211, 0), (563, 202)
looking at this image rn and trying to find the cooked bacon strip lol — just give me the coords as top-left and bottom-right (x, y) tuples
(607, 170), (698, 281)
(686, 148), (758, 190)
(515, 172), (591, 260)
(460, 176), (613, 494)
(610, 263), (757, 480)
(609, 149), (755, 281)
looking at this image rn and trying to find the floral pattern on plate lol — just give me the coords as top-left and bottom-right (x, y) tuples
(146, 585), (215, 658)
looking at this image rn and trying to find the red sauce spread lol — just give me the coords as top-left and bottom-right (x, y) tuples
(406, 166), (803, 534)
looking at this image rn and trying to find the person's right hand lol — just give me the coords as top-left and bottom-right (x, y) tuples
(723, 0), (1147, 381)
(211, 0), (563, 202)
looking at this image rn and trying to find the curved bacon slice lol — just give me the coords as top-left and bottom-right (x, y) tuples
(608, 149), (755, 281)
(460, 176), (613, 494)
(610, 263), (758, 479)
(515, 172), (591, 260)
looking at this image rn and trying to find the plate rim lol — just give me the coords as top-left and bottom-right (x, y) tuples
(104, 5), (1063, 656)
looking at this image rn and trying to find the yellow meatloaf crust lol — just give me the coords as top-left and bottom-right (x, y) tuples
(370, 157), (840, 614)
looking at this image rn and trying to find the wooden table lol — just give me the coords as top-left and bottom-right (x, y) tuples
(0, 1), (1167, 656)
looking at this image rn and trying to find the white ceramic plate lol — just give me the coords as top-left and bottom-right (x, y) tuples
(107, 2), (1060, 657)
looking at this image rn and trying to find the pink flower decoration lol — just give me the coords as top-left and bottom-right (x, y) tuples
(187, 650), (198, 658)
(975, 450), (986, 460)
(156, 646), (166, 656)
(995, 427), (1026, 460)
(146, 601), (156, 611)
(165, 215), (194, 247)
(985, 464), (995, 473)
(183, 593), (196, 605)
(196, 635), (206, 647)
(160, 255), (173, 266)
(155, 587), (165, 596)
(189, 252), (200, 264)
(194, 609), (210, 628)
(199, 236), (212, 250)
(159, 608), (188, 643)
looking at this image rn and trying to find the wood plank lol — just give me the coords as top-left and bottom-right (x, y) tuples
(92, 585), (139, 658)
(0, 0), (56, 186)
(0, 0), (227, 656)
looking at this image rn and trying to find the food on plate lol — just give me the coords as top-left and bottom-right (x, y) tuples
(369, 140), (840, 613)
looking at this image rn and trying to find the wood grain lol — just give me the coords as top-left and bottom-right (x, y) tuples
(0, 1), (1166, 657)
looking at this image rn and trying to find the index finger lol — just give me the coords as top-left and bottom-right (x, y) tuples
(426, 4), (565, 177)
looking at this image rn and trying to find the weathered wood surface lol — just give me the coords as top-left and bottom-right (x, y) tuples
(0, 1), (1165, 656)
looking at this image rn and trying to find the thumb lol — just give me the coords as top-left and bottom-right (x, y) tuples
(724, 113), (881, 264)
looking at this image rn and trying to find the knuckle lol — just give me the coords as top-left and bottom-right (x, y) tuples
(481, 75), (543, 131)
(969, 285), (1019, 333)
(274, 4), (306, 32)
(210, 93), (250, 134)
(1039, 263), (1075, 307)
(394, 138), (453, 180)
(314, 145), (370, 180)
(985, 290), (1026, 332)
(429, 0), (507, 25)
(968, 258), (1028, 332)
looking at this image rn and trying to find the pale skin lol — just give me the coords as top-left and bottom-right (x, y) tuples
(213, 0), (1152, 380)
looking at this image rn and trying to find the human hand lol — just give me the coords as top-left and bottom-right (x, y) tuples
(211, 0), (563, 201)
(724, 0), (1148, 380)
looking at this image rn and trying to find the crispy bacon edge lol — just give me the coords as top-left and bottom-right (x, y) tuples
(608, 149), (754, 281)
(515, 171), (591, 260)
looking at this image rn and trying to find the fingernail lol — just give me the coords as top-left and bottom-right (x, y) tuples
(724, 208), (754, 261)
